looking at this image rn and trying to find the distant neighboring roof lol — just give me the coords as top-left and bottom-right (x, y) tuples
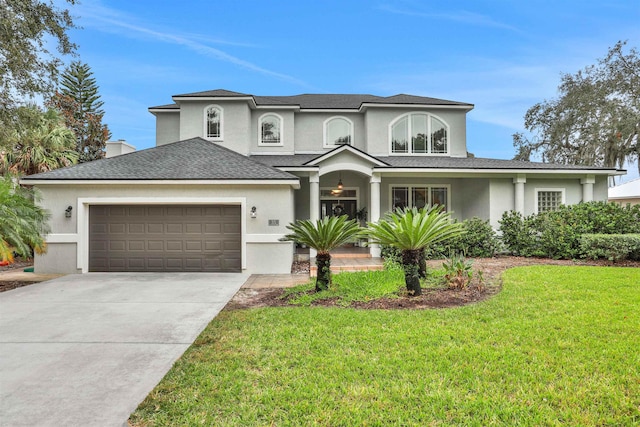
(609, 178), (640, 199)
(250, 153), (620, 172)
(22, 138), (298, 181)
(161, 89), (473, 110)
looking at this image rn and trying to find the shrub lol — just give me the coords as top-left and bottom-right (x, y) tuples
(499, 202), (640, 259)
(579, 234), (640, 261)
(426, 217), (501, 259)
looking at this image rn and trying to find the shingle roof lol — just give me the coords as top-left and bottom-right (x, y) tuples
(23, 138), (299, 181)
(250, 153), (618, 171)
(148, 103), (179, 110)
(165, 90), (472, 109)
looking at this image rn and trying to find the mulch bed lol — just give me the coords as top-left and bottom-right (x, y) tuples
(0, 281), (38, 293)
(228, 256), (640, 310)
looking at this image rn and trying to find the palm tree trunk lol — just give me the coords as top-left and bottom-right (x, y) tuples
(418, 249), (427, 279)
(402, 249), (422, 296)
(315, 252), (332, 291)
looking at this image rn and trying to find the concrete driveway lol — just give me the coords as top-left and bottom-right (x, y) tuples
(0, 272), (249, 427)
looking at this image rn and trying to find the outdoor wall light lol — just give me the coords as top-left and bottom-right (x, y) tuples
(250, 206), (257, 218)
(65, 206), (73, 218)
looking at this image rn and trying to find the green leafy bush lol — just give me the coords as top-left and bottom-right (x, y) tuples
(579, 234), (640, 261)
(499, 202), (640, 259)
(426, 217), (501, 259)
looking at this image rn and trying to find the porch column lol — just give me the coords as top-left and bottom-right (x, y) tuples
(513, 174), (526, 214)
(369, 173), (381, 258)
(580, 175), (595, 202)
(309, 171), (320, 258)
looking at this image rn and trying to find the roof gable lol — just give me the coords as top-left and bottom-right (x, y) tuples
(22, 138), (299, 181)
(304, 145), (389, 167)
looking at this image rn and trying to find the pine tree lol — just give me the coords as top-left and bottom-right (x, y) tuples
(48, 62), (111, 162)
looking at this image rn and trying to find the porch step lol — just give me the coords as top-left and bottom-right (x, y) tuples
(331, 252), (371, 259)
(309, 257), (384, 277)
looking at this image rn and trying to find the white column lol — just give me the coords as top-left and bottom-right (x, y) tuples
(581, 175), (595, 202)
(513, 174), (526, 214)
(369, 173), (381, 258)
(309, 171), (320, 258)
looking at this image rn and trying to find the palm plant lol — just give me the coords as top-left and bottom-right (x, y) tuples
(366, 206), (464, 296)
(1, 106), (78, 176)
(283, 215), (361, 291)
(0, 176), (50, 262)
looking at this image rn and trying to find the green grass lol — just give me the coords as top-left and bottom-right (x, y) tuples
(282, 267), (406, 306)
(130, 266), (640, 426)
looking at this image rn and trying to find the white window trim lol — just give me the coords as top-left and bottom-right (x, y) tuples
(388, 184), (452, 211)
(258, 112), (284, 147)
(323, 116), (354, 148)
(388, 112), (450, 156)
(534, 188), (566, 214)
(203, 104), (223, 141)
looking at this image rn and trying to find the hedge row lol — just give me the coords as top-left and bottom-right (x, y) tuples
(499, 202), (640, 260)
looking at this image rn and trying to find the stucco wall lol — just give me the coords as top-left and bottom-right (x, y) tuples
(34, 183), (295, 274)
(460, 178), (490, 220)
(293, 112), (365, 152)
(489, 179), (515, 228)
(363, 108), (467, 157)
(179, 101), (252, 155)
(250, 110), (296, 154)
(155, 112), (180, 146)
(523, 178), (582, 214)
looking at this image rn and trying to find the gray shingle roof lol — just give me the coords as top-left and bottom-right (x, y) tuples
(23, 138), (299, 181)
(250, 153), (618, 171)
(148, 103), (179, 110)
(165, 90), (472, 109)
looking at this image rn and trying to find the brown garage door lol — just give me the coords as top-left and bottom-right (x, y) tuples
(89, 205), (241, 272)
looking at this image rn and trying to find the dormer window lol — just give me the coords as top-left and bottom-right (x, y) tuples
(205, 105), (222, 139)
(324, 117), (353, 147)
(259, 113), (283, 146)
(390, 113), (449, 155)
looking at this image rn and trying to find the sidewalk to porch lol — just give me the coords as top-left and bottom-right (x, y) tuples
(309, 256), (384, 277)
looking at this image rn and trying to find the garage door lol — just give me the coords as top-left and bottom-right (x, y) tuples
(89, 205), (241, 272)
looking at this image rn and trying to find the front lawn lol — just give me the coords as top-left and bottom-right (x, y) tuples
(130, 266), (640, 426)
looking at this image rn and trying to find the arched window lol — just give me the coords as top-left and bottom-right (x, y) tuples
(259, 113), (283, 145)
(390, 113), (449, 154)
(324, 117), (353, 147)
(204, 105), (223, 139)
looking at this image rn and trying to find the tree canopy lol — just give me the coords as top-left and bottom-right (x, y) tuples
(513, 41), (640, 175)
(0, 0), (77, 120)
(0, 105), (78, 176)
(48, 62), (111, 162)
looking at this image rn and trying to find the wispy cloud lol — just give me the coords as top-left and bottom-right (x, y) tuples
(75, 2), (309, 87)
(378, 3), (521, 32)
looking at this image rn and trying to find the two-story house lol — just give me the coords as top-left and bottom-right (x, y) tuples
(23, 89), (623, 274)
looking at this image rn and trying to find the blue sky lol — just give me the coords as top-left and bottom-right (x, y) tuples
(65, 0), (639, 181)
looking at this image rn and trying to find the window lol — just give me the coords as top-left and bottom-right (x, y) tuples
(204, 105), (222, 139)
(259, 113), (283, 145)
(536, 189), (565, 213)
(390, 113), (449, 155)
(324, 117), (353, 147)
(391, 185), (449, 212)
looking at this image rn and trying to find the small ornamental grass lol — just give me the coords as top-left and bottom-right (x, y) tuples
(130, 266), (640, 427)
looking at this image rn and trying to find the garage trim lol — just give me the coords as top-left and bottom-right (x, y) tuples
(77, 197), (246, 273)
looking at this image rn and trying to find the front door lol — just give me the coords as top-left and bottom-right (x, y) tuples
(321, 199), (357, 220)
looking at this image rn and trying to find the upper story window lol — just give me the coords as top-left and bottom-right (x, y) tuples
(204, 105), (223, 139)
(259, 113), (283, 146)
(390, 113), (448, 155)
(324, 116), (353, 147)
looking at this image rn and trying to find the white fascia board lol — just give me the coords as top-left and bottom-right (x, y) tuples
(373, 167), (622, 176)
(359, 103), (474, 112)
(172, 96), (256, 108)
(277, 166), (319, 172)
(255, 105), (300, 111)
(21, 179), (301, 188)
(304, 145), (388, 167)
(299, 109), (359, 113)
(148, 108), (179, 114)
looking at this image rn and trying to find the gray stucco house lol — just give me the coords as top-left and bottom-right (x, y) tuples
(23, 89), (623, 274)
